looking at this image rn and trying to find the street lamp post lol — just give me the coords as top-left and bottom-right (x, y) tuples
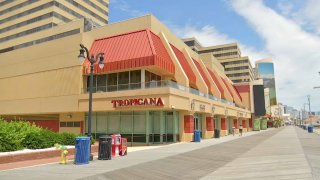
(78, 43), (105, 160)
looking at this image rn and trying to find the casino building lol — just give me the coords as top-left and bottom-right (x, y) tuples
(0, 15), (252, 145)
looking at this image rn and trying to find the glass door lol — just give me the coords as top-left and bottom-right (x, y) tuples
(149, 111), (161, 143)
(194, 117), (199, 130)
(194, 114), (202, 138)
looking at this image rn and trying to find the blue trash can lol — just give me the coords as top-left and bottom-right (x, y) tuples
(194, 130), (201, 142)
(74, 137), (90, 165)
(308, 126), (313, 133)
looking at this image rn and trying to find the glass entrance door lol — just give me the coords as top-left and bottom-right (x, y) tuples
(228, 118), (233, 135)
(194, 117), (199, 130)
(193, 114), (202, 138)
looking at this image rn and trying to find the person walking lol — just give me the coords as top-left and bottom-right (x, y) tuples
(239, 124), (243, 136)
(232, 126), (235, 136)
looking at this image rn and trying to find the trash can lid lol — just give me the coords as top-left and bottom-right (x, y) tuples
(99, 135), (111, 140)
(76, 136), (90, 140)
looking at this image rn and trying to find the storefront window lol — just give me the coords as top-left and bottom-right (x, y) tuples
(107, 112), (120, 133)
(85, 110), (179, 144)
(120, 111), (133, 134)
(133, 111), (146, 143)
(96, 112), (107, 133)
(145, 70), (151, 82)
(118, 71), (129, 90)
(86, 75), (97, 93)
(145, 70), (161, 88)
(107, 73), (117, 92)
(96, 75), (106, 92)
(130, 70), (141, 89)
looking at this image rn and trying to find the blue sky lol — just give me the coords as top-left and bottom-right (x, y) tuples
(109, 0), (264, 49)
(109, 0), (320, 112)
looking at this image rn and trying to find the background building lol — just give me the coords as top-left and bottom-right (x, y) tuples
(0, 0), (109, 53)
(252, 79), (266, 117)
(183, 39), (254, 83)
(264, 88), (271, 115)
(255, 58), (277, 106)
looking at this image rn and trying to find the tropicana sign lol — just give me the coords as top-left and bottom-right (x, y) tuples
(111, 97), (164, 108)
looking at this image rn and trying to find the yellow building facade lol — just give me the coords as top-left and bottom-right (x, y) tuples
(0, 15), (251, 144)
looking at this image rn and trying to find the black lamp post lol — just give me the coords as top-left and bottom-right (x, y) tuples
(78, 43), (105, 160)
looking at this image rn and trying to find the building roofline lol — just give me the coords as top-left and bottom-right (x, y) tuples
(181, 37), (203, 47)
(256, 58), (273, 63)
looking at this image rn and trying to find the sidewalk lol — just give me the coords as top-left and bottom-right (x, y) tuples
(0, 129), (268, 179)
(201, 126), (314, 180)
(0, 143), (168, 171)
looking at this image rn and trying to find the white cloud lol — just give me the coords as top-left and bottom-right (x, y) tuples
(171, 24), (269, 64)
(110, 0), (146, 18)
(277, 0), (294, 16)
(229, 0), (320, 111)
(300, 0), (320, 35)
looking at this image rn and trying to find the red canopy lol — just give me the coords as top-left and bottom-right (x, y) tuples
(83, 29), (175, 75)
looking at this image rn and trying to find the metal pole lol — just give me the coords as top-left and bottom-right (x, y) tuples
(88, 62), (94, 138)
(307, 95), (311, 116)
(88, 62), (94, 161)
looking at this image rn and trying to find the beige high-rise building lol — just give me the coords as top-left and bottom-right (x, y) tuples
(0, 0), (109, 52)
(183, 38), (254, 83)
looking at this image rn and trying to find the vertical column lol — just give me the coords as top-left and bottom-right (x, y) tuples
(242, 120), (246, 128)
(233, 119), (238, 134)
(173, 111), (178, 142)
(141, 69), (145, 89)
(215, 116), (221, 130)
(221, 118), (226, 130)
(242, 119), (247, 132)
(205, 116), (214, 138)
(160, 111), (164, 143)
(145, 111), (150, 145)
(249, 118), (253, 128)
(181, 112), (194, 142)
(233, 119), (238, 129)
(220, 117), (227, 136)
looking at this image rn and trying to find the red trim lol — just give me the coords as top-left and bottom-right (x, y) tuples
(27, 120), (59, 132)
(193, 59), (211, 89)
(184, 115), (194, 133)
(221, 78), (234, 99)
(206, 117), (214, 131)
(233, 119), (238, 129)
(232, 85), (243, 101)
(80, 121), (84, 134)
(170, 44), (196, 85)
(207, 68), (224, 96)
(249, 118), (253, 128)
(221, 78), (243, 104)
(221, 118), (226, 130)
(242, 120), (247, 128)
(234, 84), (250, 93)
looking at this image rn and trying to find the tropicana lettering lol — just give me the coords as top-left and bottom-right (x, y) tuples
(111, 97), (164, 108)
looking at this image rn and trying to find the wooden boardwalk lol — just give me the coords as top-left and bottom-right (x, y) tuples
(1, 127), (319, 180)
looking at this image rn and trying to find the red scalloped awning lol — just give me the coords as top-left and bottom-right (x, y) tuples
(193, 59), (211, 90)
(221, 78), (243, 104)
(83, 29), (175, 75)
(170, 44), (196, 85)
(232, 84), (243, 101)
(221, 78), (234, 99)
(207, 68), (224, 97)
